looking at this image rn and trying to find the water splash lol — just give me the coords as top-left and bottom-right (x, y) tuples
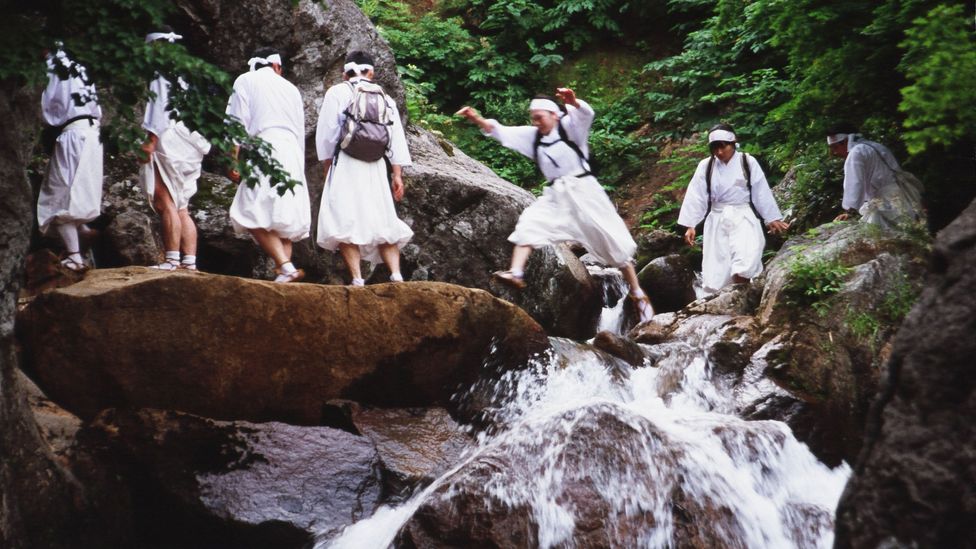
(320, 318), (850, 548)
(589, 265), (629, 335)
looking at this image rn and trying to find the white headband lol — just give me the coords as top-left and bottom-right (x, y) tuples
(343, 62), (374, 74)
(529, 98), (560, 114)
(708, 129), (736, 143)
(826, 133), (849, 145)
(145, 32), (183, 43)
(248, 54), (282, 72)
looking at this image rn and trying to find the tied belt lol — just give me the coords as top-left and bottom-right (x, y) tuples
(709, 202), (751, 213)
(545, 171), (593, 185)
(62, 115), (98, 131)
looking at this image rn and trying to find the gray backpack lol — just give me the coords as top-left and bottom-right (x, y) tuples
(336, 80), (393, 162)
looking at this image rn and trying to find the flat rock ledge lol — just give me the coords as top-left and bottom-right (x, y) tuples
(17, 268), (550, 424)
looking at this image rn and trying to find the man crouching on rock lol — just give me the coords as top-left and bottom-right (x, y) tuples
(139, 27), (211, 272)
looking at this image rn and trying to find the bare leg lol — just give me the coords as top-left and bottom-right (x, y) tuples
(378, 243), (401, 276)
(339, 243), (363, 280)
(249, 228), (289, 267)
(509, 245), (533, 273)
(152, 172), (181, 254)
(177, 208), (197, 256)
(620, 262), (643, 296)
(281, 239), (293, 262)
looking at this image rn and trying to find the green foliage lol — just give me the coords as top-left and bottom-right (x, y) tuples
(784, 254), (851, 308)
(898, 3), (976, 154)
(3, 0), (299, 194)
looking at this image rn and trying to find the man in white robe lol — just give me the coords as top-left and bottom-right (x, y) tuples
(457, 88), (654, 322)
(39, 47), (103, 272)
(315, 50), (413, 286)
(140, 28), (211, 271)
(826, 124), (924, 228)
(225, 47), (311, 283)
(677, 125), (789, 294)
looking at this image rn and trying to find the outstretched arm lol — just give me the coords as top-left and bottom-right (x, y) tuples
(455, 106), (496, 133)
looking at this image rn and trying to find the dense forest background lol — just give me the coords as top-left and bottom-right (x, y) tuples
(357, 0), (975, 231)
(3, 0), (973, 231)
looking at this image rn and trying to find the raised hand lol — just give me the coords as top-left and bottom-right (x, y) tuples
(555, 87), (578, 108)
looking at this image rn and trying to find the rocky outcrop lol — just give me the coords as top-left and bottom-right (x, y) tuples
(0, 81), (106, 549)
(17, 269), (549, 423)
(77, 408), (382, 547)
(638, 253), (698, 313)
(173, 0), (406, 132)
(834, 198), (976, 548)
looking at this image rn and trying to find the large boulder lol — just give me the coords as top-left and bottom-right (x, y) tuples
(834, 198), (976, 548)
(749, 221), (929, 465)
(173, 0), (406, 133)
(17, 268), (549, 423)
(79, 408), (383, 547)
(396, 403), (840, 548)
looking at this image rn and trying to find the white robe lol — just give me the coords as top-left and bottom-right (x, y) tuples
(38, 61), (103, 234)
(842, 138), (923, 228)
(677, 152), (783, 293)
(485, 100), (636, 267)
(225, 67), (311, 241)
(314, 77), (413, 262)
(140, 75), (211, 210)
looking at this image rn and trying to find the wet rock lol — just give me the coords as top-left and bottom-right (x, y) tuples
(634, 228), (688, 268)
(628, 321), (671, 345)
(397, 403), (835, 549)
(835, 198), (976, 548)
(350, 406), (473, 499)
(17, 269), (550, 423)
(17, 369), (82, 459)
(684, 281), (760, 317)
(80, 408), (382, 547)
(745, 221), (929, 465)
(592, 330), (648, 367)
(104, 210), (161, 266)
(638, 253), (697, 313)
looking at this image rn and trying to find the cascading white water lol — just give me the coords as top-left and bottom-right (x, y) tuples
(319, 318), (850, 549)
(589, 265), (630, 335)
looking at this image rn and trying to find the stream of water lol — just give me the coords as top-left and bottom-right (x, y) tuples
(319, 305), (851, 548)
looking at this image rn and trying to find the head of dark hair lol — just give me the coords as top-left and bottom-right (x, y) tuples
(251, 46), (281, 70)
(532, 94), (567, 114)
(826, 122), (858, 135)
(707, 123), (736, 154)
(344, 50), (375, 77)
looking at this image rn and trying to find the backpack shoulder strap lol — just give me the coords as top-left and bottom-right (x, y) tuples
(741, 152), (765, 224)
(704, 156), (715, 221)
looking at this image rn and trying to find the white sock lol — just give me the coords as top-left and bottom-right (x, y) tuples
(510, 269), (524, 278)
(280, 262), (297, 275)
(56, 223), (80, 256)
(351, 278), (365, 287)
(390, 272), (404, 282)
(164, 251), (180, 262)
(181, 254), (196, 266)
(630, 287), (646, 298)
(65, 252), (84, 264)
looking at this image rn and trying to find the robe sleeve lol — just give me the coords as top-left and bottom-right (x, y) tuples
(41, 72), (67, 126)
(388, 101), (412, 166)
(315, 85), (345, 161)
(677, 158), (711, 228)
(226, 76), (250, 130)
(142, 75), (171, 137)
(486, 120), (539, 160)
(746, 155), (783, 222)
(563, 100), (595, 156)
(842, 147), (868, 210)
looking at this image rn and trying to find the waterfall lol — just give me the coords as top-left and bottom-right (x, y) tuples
(590, 265), (630, 336)
(318, 317), (850, 549)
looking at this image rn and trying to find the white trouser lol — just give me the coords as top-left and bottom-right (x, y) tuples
(702, 203), (765, 293)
